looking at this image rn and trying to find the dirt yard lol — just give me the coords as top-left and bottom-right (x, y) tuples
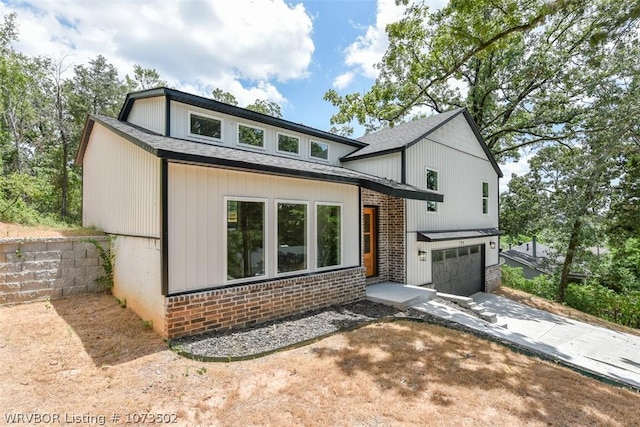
(1, 294), (639, 427)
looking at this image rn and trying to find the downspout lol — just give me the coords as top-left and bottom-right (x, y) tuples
(161, 95), (171, 295)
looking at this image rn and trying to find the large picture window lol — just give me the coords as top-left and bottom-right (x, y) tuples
(226, 200), (265, 280)
(426, 168), (439, 213)
(316, 204), (341, 268)
(189, 112), (222, 140)
(238, 124), (265, 148)
(277, 202), (307, 273)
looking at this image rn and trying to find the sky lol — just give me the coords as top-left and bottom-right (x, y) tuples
(0, 0), (526, 190)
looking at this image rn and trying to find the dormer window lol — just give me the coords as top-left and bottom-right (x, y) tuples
(238, 124), (265, 148)
(188, 111), (222, 140)
(278, 133), (300, 155)
(310, 141), (329, 160)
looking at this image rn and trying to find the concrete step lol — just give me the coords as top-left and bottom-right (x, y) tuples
(366, 283), (437, 309)
(479, 311), (498, 323)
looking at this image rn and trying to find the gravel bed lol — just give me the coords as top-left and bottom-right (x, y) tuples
(171, 301), (405, 360)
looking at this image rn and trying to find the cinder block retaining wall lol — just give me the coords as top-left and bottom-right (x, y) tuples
(165, 267), (366, 339)
(0, 236), (110, 305)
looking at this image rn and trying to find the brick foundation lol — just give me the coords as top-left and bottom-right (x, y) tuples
(164, 266), (366, 339)
(485, 263), (502, 293)
(0, 236), (110, 305)
(361, 189), (405, 284)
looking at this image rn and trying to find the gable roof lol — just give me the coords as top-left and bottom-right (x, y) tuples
(118, 87), (366, 149)
(77, 115), (443, 202)
(341, 108), (503, 178)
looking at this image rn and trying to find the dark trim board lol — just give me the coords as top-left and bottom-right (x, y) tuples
(161, 159), (169, 296)
(417, 228), (501, 242)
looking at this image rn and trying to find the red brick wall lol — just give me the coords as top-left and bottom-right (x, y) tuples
(164, 267), (365, 339)
(361, 189), (405, 284)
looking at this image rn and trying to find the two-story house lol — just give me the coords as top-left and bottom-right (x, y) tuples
(76, 87), (502, 339)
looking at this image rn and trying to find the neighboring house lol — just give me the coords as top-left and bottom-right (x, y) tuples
(76, 87), (502, 339)
(500, 239), (606, 281)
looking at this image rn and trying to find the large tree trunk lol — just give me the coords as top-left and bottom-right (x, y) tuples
(558, 217), (582, 302)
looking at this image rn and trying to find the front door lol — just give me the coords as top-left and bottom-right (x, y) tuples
(363, 207), (377, 277)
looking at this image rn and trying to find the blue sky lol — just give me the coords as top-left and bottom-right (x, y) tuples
(0, 0), (526, 189)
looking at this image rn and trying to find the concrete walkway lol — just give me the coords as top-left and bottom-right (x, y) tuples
(412, 292), (640, 390)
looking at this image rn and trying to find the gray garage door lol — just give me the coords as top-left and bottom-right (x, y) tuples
(432, 245), (483, 296)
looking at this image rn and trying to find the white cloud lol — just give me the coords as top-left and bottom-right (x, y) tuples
(334, 0), (446, 89)
(1, 0), (314, 103)
(333, 72), (355, 90)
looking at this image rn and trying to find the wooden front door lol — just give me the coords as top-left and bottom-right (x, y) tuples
(363, 207), (377, 277)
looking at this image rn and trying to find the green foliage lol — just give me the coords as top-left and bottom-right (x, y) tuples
(502, 264), (640, 328)
(565, 285), (640, 329)
(83, 237), (115, 293)
(246, 99), (282, 118)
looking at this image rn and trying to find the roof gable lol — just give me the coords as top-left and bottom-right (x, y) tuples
(342, 108), (503, 178)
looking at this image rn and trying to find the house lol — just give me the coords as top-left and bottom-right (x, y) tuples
(500, 238), (606, 281)
(76, 87), (502, 339)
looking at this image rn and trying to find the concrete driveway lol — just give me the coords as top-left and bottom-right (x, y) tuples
(413, 292), (640, 390)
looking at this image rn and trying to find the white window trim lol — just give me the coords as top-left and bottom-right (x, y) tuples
(309, 140), (330, 162)
(236, 122), (266, 150)
(276, 132), (300, 156)
(275, 199), (310, 277)
(314, 202), (344, 270)
(223, 196), (269, 285)
(187, 110), (224, 143)
(426, 167), (439, 214)
(482, 181), (490, 215)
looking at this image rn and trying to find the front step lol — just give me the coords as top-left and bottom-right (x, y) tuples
(437, 292), (499, 324)
(366, 283), (437, 309)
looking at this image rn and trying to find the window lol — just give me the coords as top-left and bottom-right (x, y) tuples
(310, 141), (329, 160)
(482, 181), (489, 214)
(278, 134), (300, 155)
(426, 168), (439, 213)
(226, 200), (265, 280)
(316, 204), (341, 268)
(238, 124), (265, 148)
(189, 112), (222, 140)
(277, 202), (307, 273)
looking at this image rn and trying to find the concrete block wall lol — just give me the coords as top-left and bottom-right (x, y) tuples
(165, 266), (366, 339)
(0, 236), (110, 305)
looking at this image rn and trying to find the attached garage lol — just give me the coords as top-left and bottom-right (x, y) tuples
(432, 245), (483, 296)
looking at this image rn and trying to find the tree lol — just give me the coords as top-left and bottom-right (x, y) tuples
(211, 88), (238, 105)
(125, 64), (167, 91)
(324, 0), (640, 161)
(246, 99), (282, 118)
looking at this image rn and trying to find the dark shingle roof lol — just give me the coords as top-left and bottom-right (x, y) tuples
(342, 108), (503, 178)
(77, 115), (443, 202)
(345, 108), (464, 160)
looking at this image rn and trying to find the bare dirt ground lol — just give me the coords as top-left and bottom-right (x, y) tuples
(1, 294), (639, 427)
(0, 222), (103, 239)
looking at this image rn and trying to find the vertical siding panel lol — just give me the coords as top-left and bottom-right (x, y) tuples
(341, 153), (402, 182)
(128, 97), (165, 134)
(167, 164), (359, 294)
(82, 124), (160, 237)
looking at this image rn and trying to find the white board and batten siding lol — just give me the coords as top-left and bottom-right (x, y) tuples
(405, 114), (499, 232)
(126, 96), (166, 135)
(168, 100), (354, 165)
(167, 163), (360, 294)
(343, 153), (402, 183)
(82, 123), (161, 238)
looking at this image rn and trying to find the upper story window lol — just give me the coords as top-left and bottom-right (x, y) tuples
(189, 112), (222, 140)
(310, 141), (329, 161)
(426, 168), (439, 213)
(277, 133), (300, 155)
(482, 181), (489, 214)
(238, 124), (265, 148)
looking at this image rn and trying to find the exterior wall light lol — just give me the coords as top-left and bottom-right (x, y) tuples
(418, 250), (427, 261)
(489, 241), (496, 249)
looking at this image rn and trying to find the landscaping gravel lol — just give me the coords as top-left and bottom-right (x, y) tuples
(171, 301), (407, 360)
(170, 298), (489, 361)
